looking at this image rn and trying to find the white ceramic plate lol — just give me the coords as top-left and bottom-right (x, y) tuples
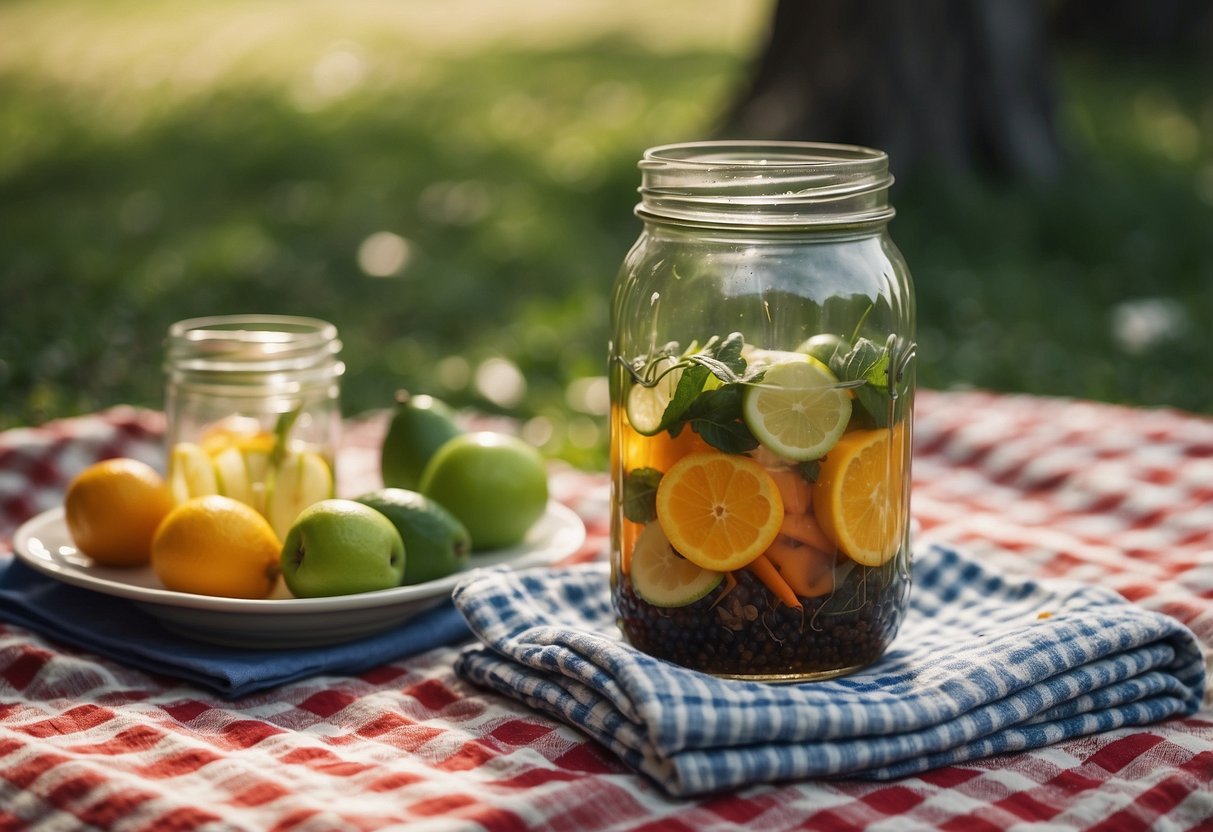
(12, 502), (586, 649)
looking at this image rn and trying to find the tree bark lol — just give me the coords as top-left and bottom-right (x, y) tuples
(721, 0), (1065, 182)
(1053, 0), (1213, 55)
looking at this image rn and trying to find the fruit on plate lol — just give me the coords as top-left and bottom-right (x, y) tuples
(420, 431), (548, 551)
(280, 499), (406, 598)
(64, 457), (175, 567)
(380, 391), (463, 490)
(353, 488), (471, 585)
(629, 521), (723, 607)
(151, 494), (281, 598)
(168, 411), (337, 540)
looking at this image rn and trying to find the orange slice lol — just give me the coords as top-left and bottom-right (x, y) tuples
(813, 424), (909, 566)
(655, 451), (784, 571)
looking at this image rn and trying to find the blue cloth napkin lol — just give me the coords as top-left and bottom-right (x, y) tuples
(0, 557), (471, 698)
(452, 543), (1205, 796)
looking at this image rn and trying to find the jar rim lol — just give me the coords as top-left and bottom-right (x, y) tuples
(165, 314), (343, 383)
(637, 140), (895, 229)
(641, 140), (889, 168)
(168, 314), (337, 343)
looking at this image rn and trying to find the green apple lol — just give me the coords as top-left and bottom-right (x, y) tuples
(419, 431), (548, 551)
(280, 499), (406, 598)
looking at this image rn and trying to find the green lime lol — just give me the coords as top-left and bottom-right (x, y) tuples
(419, 432), (548, 551)
(380, 391), (463, 490)
(629, 521), (723, 607)
(742, 357), (852, 462)
(353, 488), (471, 585)
(798, 333), (850, 366)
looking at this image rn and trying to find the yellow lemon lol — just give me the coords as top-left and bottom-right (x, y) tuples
(151, 495), (282, 598)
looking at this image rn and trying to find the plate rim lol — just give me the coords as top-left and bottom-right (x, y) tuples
(12, 502), (586, 615)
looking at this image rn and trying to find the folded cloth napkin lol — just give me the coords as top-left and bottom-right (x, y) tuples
(0, 557), (471, 698)
(452, 543), (1205, 796)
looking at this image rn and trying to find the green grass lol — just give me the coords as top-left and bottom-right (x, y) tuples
(2, 2), (1210, 471)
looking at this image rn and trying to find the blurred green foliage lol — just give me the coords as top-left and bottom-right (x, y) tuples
(1, 2), (1210, 471)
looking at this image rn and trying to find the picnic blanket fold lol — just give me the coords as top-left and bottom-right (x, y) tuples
(452, 543), (1204, 796)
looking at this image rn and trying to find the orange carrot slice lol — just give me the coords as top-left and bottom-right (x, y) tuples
(764, 538), (836, 599)
(746, 552), (803, 610)
(779, 512), (833, 552)
(768, 468), (812, 514)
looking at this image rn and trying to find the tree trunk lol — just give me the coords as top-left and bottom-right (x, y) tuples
(1053, 0), (1213, 55)
(721, 0), (1065, 182)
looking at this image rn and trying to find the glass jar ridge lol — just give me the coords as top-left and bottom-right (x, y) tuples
(165, 314), (344, 394)
(636, 140), (896, 229)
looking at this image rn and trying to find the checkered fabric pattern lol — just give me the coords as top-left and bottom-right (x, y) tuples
(453, 547), (1203, 795)
(2, 390), (1212, 830)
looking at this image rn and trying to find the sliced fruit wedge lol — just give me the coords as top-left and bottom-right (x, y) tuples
(742, 356), (852, 462)
(629, 521), (723, 607)
(213, 446), (271, 514)
(168, 442), (220, 504)
(198, 416), (274, 456)
(265, 450), (335, 540)
(813, 424), (907, 566)
(213, 446), (252, 505)
(654, 451), (784, 572)
(625, 356), (682, 436)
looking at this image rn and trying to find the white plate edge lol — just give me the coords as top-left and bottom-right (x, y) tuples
(11, 501), (586, 615)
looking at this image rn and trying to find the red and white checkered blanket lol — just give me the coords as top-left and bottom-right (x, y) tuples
(2, 390), (1211, 830)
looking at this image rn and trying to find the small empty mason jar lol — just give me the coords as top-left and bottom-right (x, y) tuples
(164, 315), (344, 538)
(609, 141), (915, 681)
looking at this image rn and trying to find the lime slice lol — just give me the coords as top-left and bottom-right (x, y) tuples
(629, 521), (723, 608)
(168, 442), (220, 504)
(265, 450), (335, 540)
(625, 356), (681, 436)
(742, 357), (852, 461)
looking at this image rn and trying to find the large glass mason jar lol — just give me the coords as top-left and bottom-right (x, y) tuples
(164, 315), (344, 540)
(609, 142), (915, 681)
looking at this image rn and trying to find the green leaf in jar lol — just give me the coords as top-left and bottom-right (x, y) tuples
(655, 332), (750, 437)
(830, 338), (892, 428)
(686, 331), (747, 383)
(622, 467), (662, 523)
(798, 459), (822, 483)
(678, 383), (760, 455)
(664, 333), (747, 419)
(833, 337), (889, 387)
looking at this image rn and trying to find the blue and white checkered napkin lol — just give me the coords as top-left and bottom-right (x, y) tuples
(452, 543), (1205, 796)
